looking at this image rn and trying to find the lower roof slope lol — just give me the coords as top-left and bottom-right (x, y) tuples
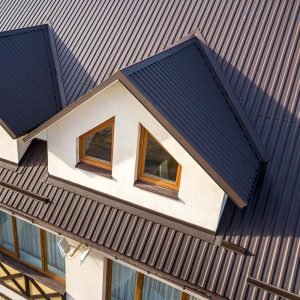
(123, 38), (262, 207)
(0, 25), (63, 138)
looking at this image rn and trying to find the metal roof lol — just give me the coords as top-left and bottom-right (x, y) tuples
(123, 37), (263, 207)
(0, 0), (299, 299)
(0, 24), (64, 138)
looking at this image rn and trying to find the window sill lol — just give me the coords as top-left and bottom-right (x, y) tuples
(75, 162), (112, 178)
(134, 180), (179, 200)
(0, 251), (65, 295)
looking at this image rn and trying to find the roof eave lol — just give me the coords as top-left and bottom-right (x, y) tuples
(0, 119), (18, 139)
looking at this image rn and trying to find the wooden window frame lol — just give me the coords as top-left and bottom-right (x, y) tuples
(79, 117), (115, 171)
(0, 214), (65, 282)
(105, 259), (190, 300)
(137, 126), (182, 191)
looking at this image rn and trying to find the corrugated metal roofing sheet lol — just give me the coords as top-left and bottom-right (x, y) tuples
(0, 25), (63, 138)
(0, 0), (299, 299)
(124, 38), (261, 206)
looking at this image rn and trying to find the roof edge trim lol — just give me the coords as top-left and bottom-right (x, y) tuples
(0, 157), (18, 171)
(247, 277), (300, 300)
(0, 119), (17, 139)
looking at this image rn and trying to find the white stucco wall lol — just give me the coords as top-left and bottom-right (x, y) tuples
(47, 81), (225, 231)
(0, 126), (31, 163)
(17, 136), (31, 161)
(65, 240), (105, 300)
(0, 126), (19, 163)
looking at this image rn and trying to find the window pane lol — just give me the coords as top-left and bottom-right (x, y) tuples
(111, 261), (137, 300)
(84, 124), (112, 163)
(141, 275), (181, 300)
(144, 135), (178, 182)
(0, 211), (14, 253)
(16, 219), (42, 269)
(46, 232), (65, 278)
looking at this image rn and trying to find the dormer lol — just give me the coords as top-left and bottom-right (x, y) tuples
(0, 24), (64, 166)
(23, 34), (268, 235)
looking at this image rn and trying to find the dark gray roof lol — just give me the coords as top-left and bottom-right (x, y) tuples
(0, 24), (63, 138)
(123, 37), (263, 207)
(0, 1), (299, 299)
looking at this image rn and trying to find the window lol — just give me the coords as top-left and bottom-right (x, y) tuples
(106, 260), (198, 300)
(108, 261), (137, 300)
(79, 117), (115, 171)
(16, 218), (42, 269)
(141, 275), (181, 300)
(46, 232), (66, 278)
(137, 126), (181, 191)
(0, 212), (14, 253)
(0, 211), (65, 280)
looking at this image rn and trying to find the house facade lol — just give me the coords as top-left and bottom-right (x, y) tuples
(0, 1), (299, 300)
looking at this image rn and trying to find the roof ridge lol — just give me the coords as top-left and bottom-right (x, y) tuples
(122, 36), (198, 76)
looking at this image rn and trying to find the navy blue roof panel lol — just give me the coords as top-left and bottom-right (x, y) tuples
(0, 25), (62, 138)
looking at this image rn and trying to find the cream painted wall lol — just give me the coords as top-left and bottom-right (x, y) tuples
(0, 126), (19, 163)
(17, 136), (31, 161)
(65, 240), (105, 300)
(47, 81), (225, 231)
(0, 126), (31, 163)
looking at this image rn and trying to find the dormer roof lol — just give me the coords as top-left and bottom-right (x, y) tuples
(0, 24), (64, 138)
(122, 33), (268, 207)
